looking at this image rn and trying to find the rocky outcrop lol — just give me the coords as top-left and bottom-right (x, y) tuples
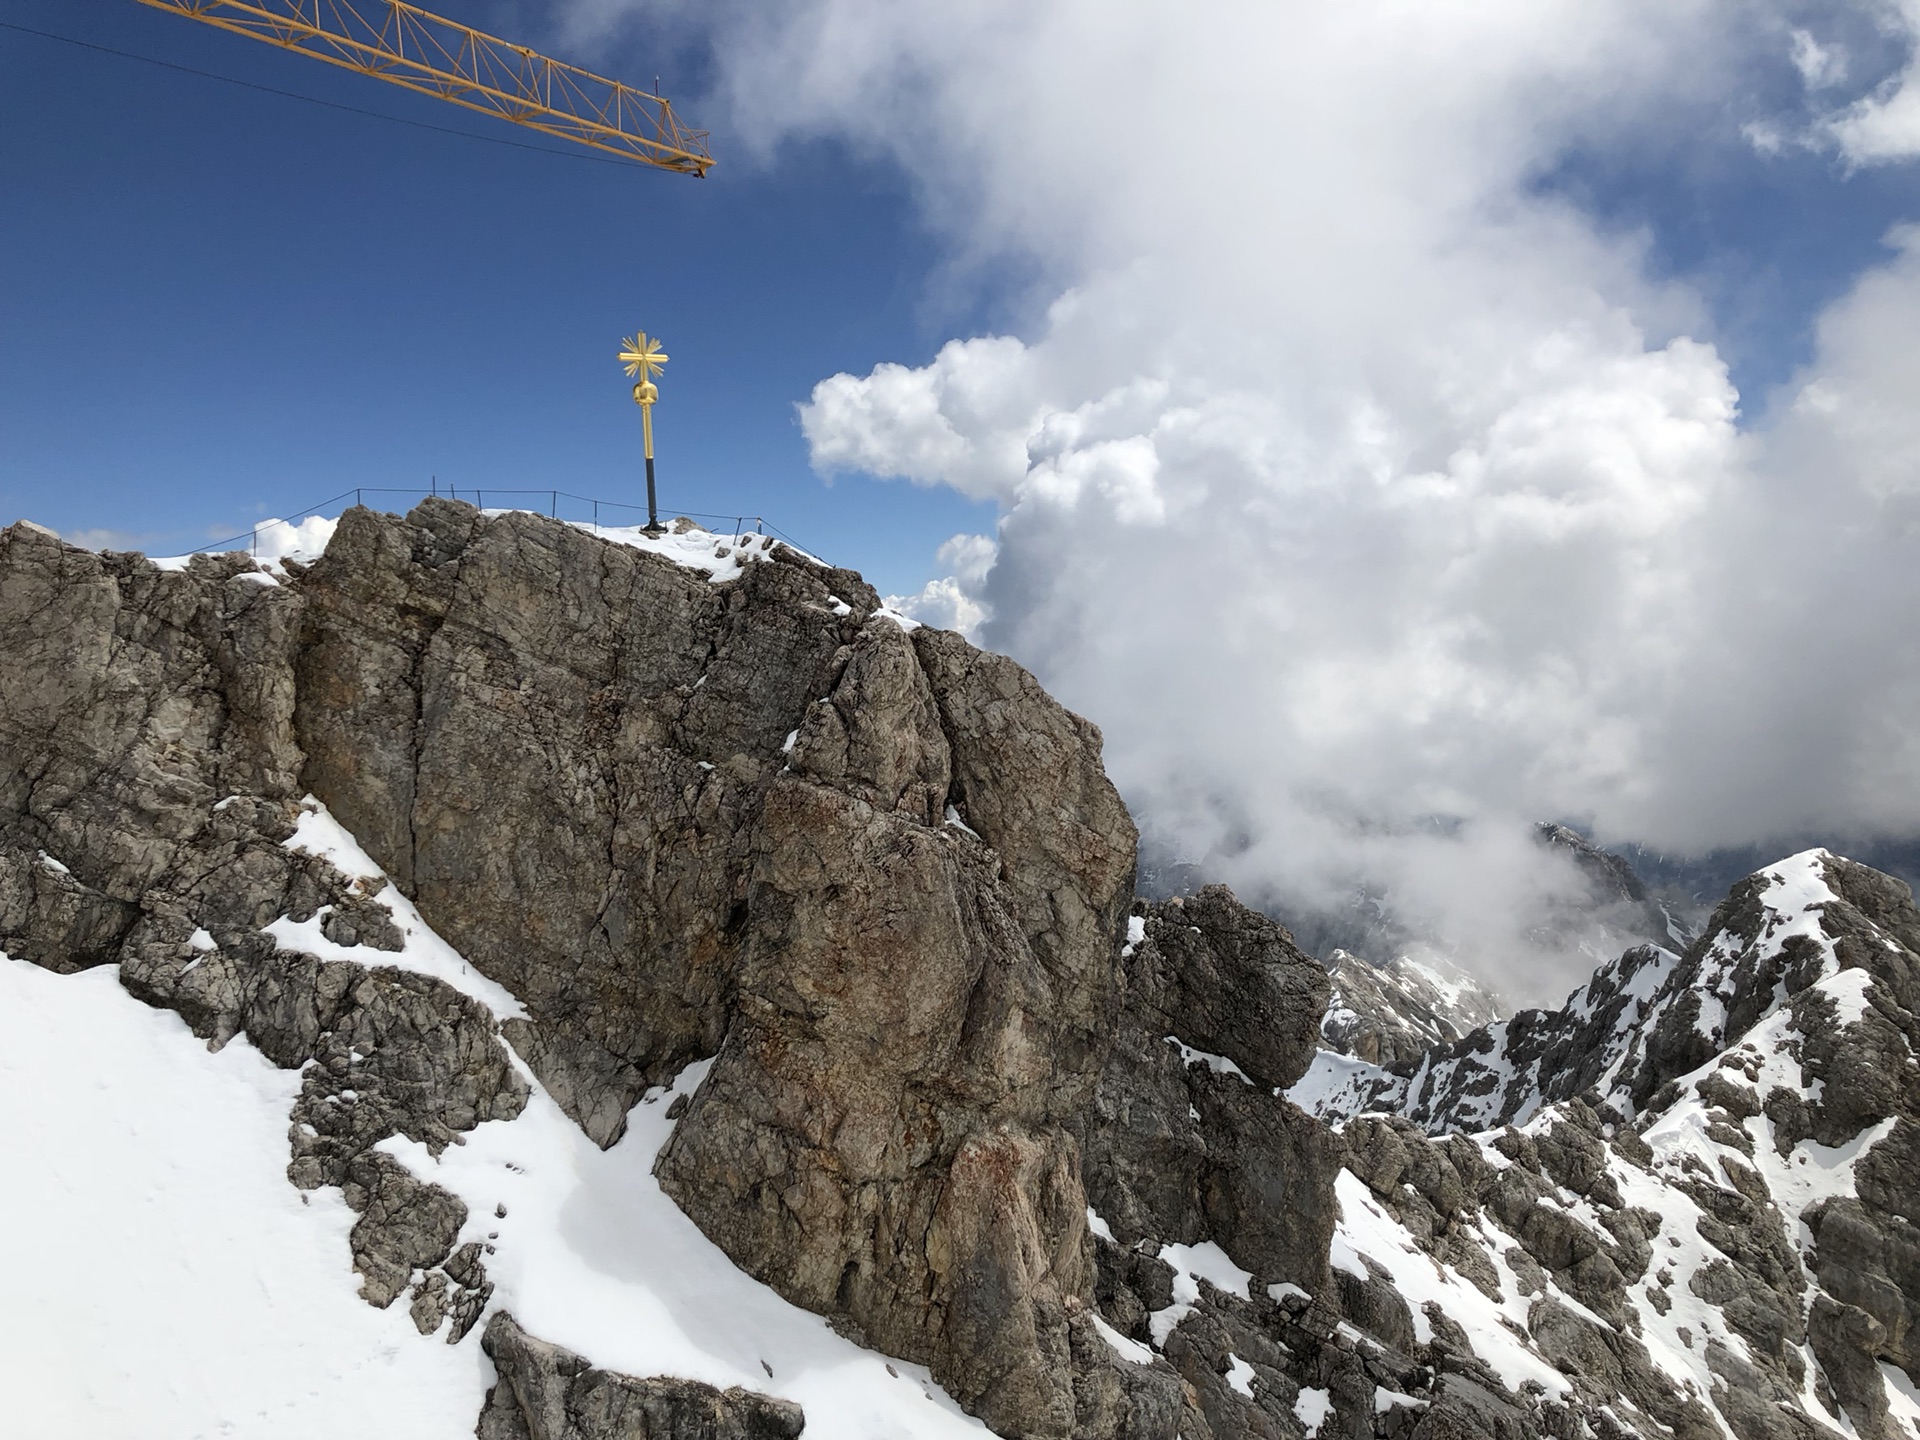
(294, 503), (888, 1146)
(1302, 849), (1920, 1440)
(652, 625), (1139, 1437)
(478, 1313), (805, 1440)
(8, 504), (1919, 1440)
(0, 505), (1147, 1439)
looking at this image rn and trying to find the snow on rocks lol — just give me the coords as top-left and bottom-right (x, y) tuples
(1164, 1034), (1255, 1085)
(1331, 1170), (1574, 1398)
(1287, 1047), (1407, 1123)
(1147, 1241), (1256, 1347)
(146, 505), (832, 595)
(584, 521), (801, 584)
(378, 1054), (992, 1438)
(0, 955), (488, 1439)
(273, 796), (528, 1021)
(1312, 845), (1920, 1440)
(1294, 1385), (1333, 1437)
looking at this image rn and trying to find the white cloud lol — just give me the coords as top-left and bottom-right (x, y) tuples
(885, 533), (996, 638)
(1791, 0), (1920, 164)
(1791, 28), (1849, 90)
(566, 0), (1920, 996)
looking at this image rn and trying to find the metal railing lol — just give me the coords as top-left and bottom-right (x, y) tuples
(190, 485), (817, 560)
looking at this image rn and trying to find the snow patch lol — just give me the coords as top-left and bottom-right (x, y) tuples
(1165, 1035), (1253, 1085)
(1224, 1353), (1256, 1397)
(1294, 1386), (1333, 1437)
(0, 955), (487, 1437)
(578, 523), (803, 584)
(1092, 1315), (1155, 1367)
(1147, 1241), (1255, 1347)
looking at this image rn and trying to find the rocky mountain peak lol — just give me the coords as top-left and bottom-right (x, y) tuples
(4, 503), (1918, 1440)
(1321, 947), (1506, 1071)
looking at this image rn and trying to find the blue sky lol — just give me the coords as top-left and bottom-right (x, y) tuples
(0, 1), (1913, 592)
(2, 1), (1911, 597)
(11, 0), (1920, 987)
(0, 0), (1006, 594)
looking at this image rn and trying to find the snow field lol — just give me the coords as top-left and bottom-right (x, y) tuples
(0, 955), (490, 1440)
(6, 792), (994, 1438)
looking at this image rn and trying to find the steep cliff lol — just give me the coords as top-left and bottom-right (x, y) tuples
(0, 501), (1145, 1436)
(4, 503), (1916, 1440)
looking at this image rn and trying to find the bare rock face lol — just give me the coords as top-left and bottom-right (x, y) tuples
(294, 501), (888, 1146)
(478, 1313), (806, 1440)
(0, 505), (1153, 1439)
(0, 520), (527, 1340)
(1079, 889), (1337, 1293)
(653, 636), (1138, 1436)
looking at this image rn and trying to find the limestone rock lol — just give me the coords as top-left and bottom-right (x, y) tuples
(478, 1312), (805, 1440)
(10, 504), (1920, 1440)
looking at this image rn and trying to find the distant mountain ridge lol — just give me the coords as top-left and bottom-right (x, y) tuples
(1320, 947), (1505, 1070)
(1291, 847), (1920, 1440)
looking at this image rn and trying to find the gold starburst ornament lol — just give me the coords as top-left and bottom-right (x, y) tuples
(620, 331), (668, 384)
(618, 330), (670, 530)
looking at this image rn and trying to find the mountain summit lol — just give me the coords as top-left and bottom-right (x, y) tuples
(2, 502), (1916, 1440)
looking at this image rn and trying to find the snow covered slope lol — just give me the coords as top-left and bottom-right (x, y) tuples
(0, 797), (990, 1439)
(0, 956), (489, 1439)
(1304, 849), (1920, 1440)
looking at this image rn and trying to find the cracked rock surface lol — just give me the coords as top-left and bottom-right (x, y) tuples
(6, 505), (1918, 1440)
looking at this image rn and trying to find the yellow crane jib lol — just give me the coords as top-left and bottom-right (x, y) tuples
(131, 0), (713, 175)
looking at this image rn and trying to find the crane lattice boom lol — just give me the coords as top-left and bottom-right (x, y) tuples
(132, 0), (712, 175)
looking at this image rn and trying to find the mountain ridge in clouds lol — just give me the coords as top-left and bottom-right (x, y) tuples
(8, 506), (1920, 1438)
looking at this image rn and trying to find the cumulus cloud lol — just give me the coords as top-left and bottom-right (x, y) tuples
(886, 533), (996, 638)
(565, 0), (1920, 998)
